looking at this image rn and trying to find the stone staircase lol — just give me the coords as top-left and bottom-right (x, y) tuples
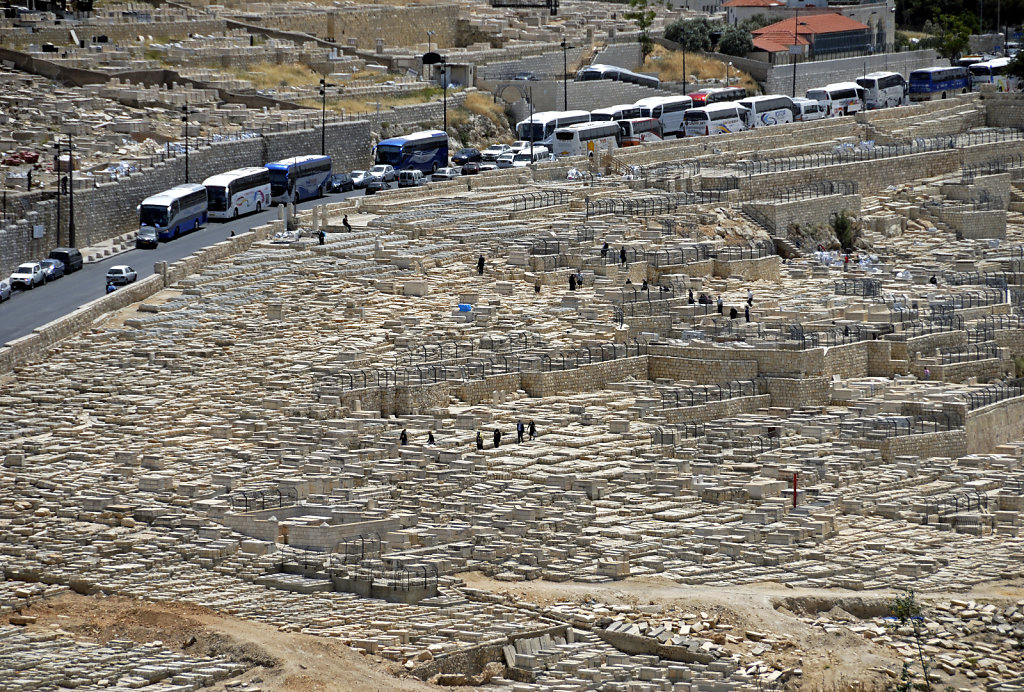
(1010, 180), (1024, 214)
(861, 100), (987, 145)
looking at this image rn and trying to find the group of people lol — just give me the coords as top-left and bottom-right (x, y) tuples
(598, 242), (630, 266)
(687, 288), (755, 322)
(398, 421), (538, 449)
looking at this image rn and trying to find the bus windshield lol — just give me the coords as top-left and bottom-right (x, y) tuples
(267, 169), (288, 188)
(139, 205), (169, 227)
(206, 186), (228, 210)
(375, 145), (403, 165)
(517, 122), (546, 141)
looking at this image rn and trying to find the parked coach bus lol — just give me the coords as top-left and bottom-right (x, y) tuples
(908, 66), (970, 101)
(617, 117), (663, 146)
(374, 129), (449, 175)
(553, 121), (620, 157)
(805, 81), (865, 115)
(736, 94), (795, 128)
(856, 71), (908, 109)
(515, 110), (590, 149)
(683, 103), (747, 137)
(203, 167), (270, 219)
(575, 63), (660, 88)
(633, 95), (692, 138)
(265, 154), (332, 205)
(137, 184), (207, 244)
(590, 104), (643, 122)
(689, 87), (746, 107)
(969, 57), (1022, 92)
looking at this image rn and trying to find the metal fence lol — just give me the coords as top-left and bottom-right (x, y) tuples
(939, 343), (1002, 364)
(658, 380), (758, 408)
(230, 487), (298, 513)
(751, 180), (860, 203)
(963, 381), (1024, 411)
(835, 277), (883, 297)
(647, 246), (714, 267)
(510, 190), (570, 211)
(960, 153), (1024, 184)
(585, 191), (727, 219)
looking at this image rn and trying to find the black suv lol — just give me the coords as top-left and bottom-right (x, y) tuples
(452, 148), (481, 166)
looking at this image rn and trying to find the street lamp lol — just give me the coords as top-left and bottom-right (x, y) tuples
(560, 38), (573, 110)
(181, 104), (193, 184)
(319, 78), (336, 156)
(52, 137), (61, 246)
(426, 30), (434, 53)
(422, 51), (448, 134)
(726, 61), (732, 86)
(66, 132), (75, 248)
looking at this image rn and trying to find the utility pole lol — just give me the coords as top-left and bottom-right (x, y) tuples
(67, 132), (75, 248)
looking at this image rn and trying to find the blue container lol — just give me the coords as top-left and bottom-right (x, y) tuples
(458, 304), (472, 312)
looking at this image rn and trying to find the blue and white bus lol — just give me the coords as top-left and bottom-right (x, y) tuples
(969, 57), (1022, 92)
(908, 66), (970, 101)
(374, 130), (449, 174)
(265, 154), (332, 205)
(138, 183), (208, 242)
(203, 167), (271, 219)
(515, 110), (591, 149)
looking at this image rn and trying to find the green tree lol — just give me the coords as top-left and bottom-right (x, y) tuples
(624, 0), (662, 60)
(718, 25), (754, 56)
(1008, 51), (1024, 81)
(887, 589), (931, 691)
(664, 17), (712, 52)
(936, 13), (973, 61)
(739, 13), (773, 32)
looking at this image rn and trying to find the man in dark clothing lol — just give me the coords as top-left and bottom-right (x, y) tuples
(317, 229), (325, 245)
(717, 296), (723, 314)
(641, 279), (648, 291)
(744, 305), (750, 322)
(569, 274), (577, 291)
(619, 247), (627, 265)
(601, 242), (609, 259)
(688, 289), (694, 304)
(342, 214), (352, 232)
(516, 420), (525, 443)
(399, 429), (408, 445)
(427, 431), (435, 445)
(477, 255), (485, 275)
(493, 428), (501, 448)
(528, 420), (536, 440)
(476, 431), (483, 450)
(729, 306), (738, 319)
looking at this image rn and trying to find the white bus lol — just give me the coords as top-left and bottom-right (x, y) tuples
(736, 94), (795, 128)
(617, 117), (663, 146)
(590, 104), (643, 122)
(805, 82), (865, 116)
(969, 58), (1022, 92)
(265, 154), (333, 205)
(682, 103), (747, 137)
(633, 95), (693, 138)
(138, 183), (208, 242)
(553, 121), (620, 157)
(203, 167), (271, 220)
(515, 110), (591, 149)
(855, 72), (908, 109)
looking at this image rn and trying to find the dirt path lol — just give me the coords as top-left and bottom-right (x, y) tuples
(7, 593), (469, 692)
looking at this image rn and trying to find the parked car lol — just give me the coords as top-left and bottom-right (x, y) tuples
(39, 258), (65, 281)
(478, 162), (499, 172)
(460, 161), (481, 175)
(369, 164), (396, 182)
(48, 247), (82, 273)
(398, 169), (425, 187)
(365, 178), (393, 195)
(0, 278), (11, 302)
(350, 170), (373, 189)
(513, 72), (537, 81)
(451, 148), (481, 166)
(9, 262), (46, 290)
(495, 153), (516, 169)
(106, 265), (137, 286)
(509, 140), (531, 153)
(136, 226), (158, 249)
(480, 144), (512, 162)
(327, 173), (354, 192)
(432, 167), (461, 181)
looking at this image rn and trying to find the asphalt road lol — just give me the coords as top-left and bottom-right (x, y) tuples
(0, 188), (361, 344)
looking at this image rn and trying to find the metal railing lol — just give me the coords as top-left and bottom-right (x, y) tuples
(646, 246), (714, 267)
(963, 381), (1024, 411)
(659, 380), (758, 408)
(939, 343), (1001, 364)
(510, 190), (569, 212)
(834, 278), (883, 297)
(231, 487), (298, 512)
(585, 191), (726, 219)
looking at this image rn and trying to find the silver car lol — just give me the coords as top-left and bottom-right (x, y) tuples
(0, 278), (11, 302)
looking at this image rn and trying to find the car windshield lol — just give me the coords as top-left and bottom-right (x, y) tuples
(456, 149), (475, 157)
(139, 205), (169, 227)
(16, 264), (34, 273)
(371, 166), (388, 173)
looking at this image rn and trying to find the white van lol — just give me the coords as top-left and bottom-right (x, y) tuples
(511, 146), (550, 167)
(736, 94), (795, 128)
(804, 82), (865, 116)
(397, 169), (425, 187)
(792, 97), (827, 121)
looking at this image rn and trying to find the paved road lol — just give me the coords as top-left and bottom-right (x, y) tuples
(0, 189), (361, 344)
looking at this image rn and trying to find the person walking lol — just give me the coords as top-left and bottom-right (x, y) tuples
(600, 241), (609, 259)
(744, 305), (750, 322)
(106, 281), (117, 294)
(534, 279), (541, 294)
(747, 288), (753, 306)
(342, 214), (352, 232)
(477, 255), (485, 275)
(716, 295), (723, 314)
(476, 431), (484, 451)
(493, 428), (502, 448)
(427, 431), (435, 446)
(317, 229), (326, 245)
(619, 246), (627, 266)
(399, 429), (408, 445)
(516, 420), (525, 444)
(729, 306), (738, 320)
(688, 289), (694, 304)
(568, 273), (577, 291)
(528, 420), (537, 440)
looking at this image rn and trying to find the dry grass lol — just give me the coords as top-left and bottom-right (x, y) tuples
(296, 86), (448, 114)
(461, 92), (507, 129)
(643, 45), (759, 93)
(231, 62), (319, 89)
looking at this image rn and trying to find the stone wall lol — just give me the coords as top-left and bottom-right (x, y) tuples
(966, 395), (1024, 454)
(519, 356), (649, 398)
(983, 93), (1024, 129)
(648, 356), (759, 383)
(745, 195), (861, 236)
(854, 429), (968, 462)
(712, 255), (780, 282)
(0, 19), (228, 48)
(762, 376), (830, 407)
(765, 50), (938, 98)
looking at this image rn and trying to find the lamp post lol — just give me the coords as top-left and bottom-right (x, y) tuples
(791, 8), (799, 98)
(319, 78), (336, 156)
(426, 30), (434, 53)
(181, 104), (191, 184)
(528, 87), (534, 162)
(422, 51), (448, 134)
(560, 38), (573, 110)
(726, 61), (732, 86)
(67, 132), (75, 248)
(53, 137), (61, 246)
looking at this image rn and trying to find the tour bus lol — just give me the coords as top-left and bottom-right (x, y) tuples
(138, 183), (208, 242)
(792, 97), (827, 121)
(202, 167), (271, 220)
(552, 121), (620, 158)
(617, 117), (663, 146)
(736, 94), (795, 128)
(265, 154), (332, 205)
(969, 57), (1022, 92)
(682, 103), (747, 137)
(373, 129), (449, 176)
(856, 71), (908, 109)
(633, 95), (693, 138)
(590, 104), (643, 122)
(804, 82), (865, 115)
(689, 87), (746, 106)
(515, 110), (591, 149)
(907, 66), (970, 101)
(575, 63), (660, 88)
